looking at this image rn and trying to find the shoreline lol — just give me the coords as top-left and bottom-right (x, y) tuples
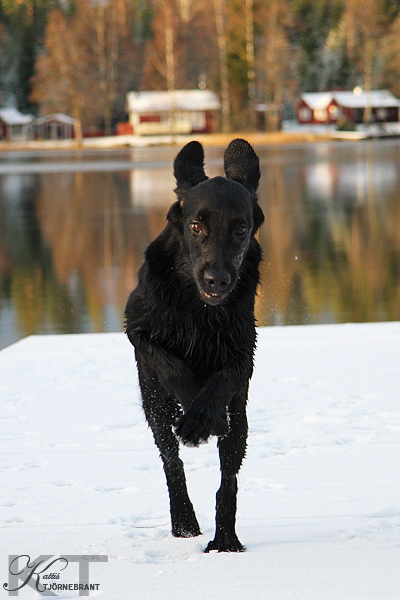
(0, 129), (371, 153)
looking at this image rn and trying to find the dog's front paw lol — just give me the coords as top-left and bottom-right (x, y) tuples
(205, 537), (245, 553)
(175, 409), (210, 446)
(175, 409), (229, 446)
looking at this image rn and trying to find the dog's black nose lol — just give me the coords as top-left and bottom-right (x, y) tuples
(204, 269), (231, 292)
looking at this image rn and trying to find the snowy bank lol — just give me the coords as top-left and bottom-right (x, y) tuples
(1, 322), (400, 599)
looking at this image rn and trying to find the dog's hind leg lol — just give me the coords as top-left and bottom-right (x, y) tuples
(205, 389), (248, 552)
(140, 379), (201, 538)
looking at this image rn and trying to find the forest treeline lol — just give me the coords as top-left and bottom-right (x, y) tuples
(2, 0), (400, 134)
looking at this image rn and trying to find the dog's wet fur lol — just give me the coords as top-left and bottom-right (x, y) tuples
(125, 139), (264, 552)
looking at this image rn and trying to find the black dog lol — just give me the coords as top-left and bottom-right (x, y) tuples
(125, 138), (264, 552)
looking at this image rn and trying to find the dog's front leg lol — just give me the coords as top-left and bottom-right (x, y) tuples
(174, 354), (253, 446)
(139, 369), (201, 539)
(129, 331), (202, 410)
(205, 389), (248, 552)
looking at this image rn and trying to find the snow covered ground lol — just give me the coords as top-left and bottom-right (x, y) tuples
(1, 322), (400, 599)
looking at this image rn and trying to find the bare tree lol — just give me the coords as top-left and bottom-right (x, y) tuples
(382, 11), (400, 100)
(245, 0), (255, 129)
(31, 0), (142, 137)
(31, 8), (94, 141)
(0, 23), (6, 106)
(214, 0), (230, 132)
(260, 0), (292, 132)
(343, 0), (387, 123)
(93, 0), (135, 134)
(345, 0), (356, 60)
(141, 1), (181, 90)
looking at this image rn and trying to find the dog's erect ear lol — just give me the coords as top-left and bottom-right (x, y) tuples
(173, 141), (208, 202)
(223, 138), (260, 193)
(224, 138), (264, 233)
(168, 141), (208, 229)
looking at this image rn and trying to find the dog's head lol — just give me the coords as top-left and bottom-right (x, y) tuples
(167, 139), (264, 306)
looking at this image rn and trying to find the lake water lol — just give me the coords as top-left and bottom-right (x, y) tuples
(1, 139), (400, 350)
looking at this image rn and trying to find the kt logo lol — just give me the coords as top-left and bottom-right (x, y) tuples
(3, 555), (108, 597)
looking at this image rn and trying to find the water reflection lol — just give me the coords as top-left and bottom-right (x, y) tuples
(1, 140), (400, 349)
(257, 141), (400, 326)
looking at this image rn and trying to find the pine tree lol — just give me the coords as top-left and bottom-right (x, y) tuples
(0, 0), (57, 112)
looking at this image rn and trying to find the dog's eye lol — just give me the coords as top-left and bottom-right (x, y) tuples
(236, 225), (248, 237)
(190, 222), (203, 234)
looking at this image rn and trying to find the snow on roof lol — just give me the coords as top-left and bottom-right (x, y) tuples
(0, 107), (34, 125)
(35, 113), (76, 125)
(300, 90), (400, 110)
(300, 92), (334, 110)
(335, 90), (400, 108)
(126, 90), (221, 113)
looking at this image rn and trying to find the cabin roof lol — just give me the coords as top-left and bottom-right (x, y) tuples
(126, 90), (221, 113)
(300, 90), (400, 110)
(0, 107), (33, 125)
(35, 113), (76, 126)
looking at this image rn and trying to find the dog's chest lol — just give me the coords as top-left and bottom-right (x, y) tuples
(172, 307), (243, 374)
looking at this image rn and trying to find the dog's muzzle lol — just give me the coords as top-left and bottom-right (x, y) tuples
(199, 268), (234, 305)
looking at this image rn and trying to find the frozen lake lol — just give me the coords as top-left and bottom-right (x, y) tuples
(1, 139), (400, 349)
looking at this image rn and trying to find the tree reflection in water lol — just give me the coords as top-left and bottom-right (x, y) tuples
(0, 140), (400, 349)
(256, 141), (400, 326)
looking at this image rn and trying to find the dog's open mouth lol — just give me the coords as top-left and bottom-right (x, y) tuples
(200, 290), (229, 305)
